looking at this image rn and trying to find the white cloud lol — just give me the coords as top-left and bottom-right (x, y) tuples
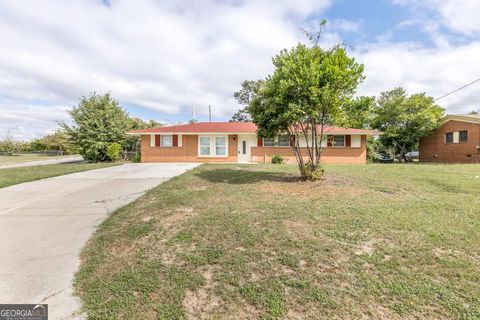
(393, 0), (480, 35)
(0, 0), (333, 139)
(355, 41), (480, 114)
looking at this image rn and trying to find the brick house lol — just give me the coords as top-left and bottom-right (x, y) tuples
(128, 122), (380, 164)
(419, 114), (480, 163)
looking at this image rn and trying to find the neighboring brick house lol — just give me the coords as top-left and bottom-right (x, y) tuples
(419, 114), (480, 163)
(128, 122), (380, 164)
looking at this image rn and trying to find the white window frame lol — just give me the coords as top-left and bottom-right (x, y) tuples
(199, 136), (211, 156)
(198, 135), (229, 157)
(263, 137), (275, 147)
(215, 136), (227, 156)
(263, 135), (290, 147)
(160, 135), (173, 147)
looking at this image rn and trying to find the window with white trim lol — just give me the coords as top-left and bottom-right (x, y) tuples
(215, 137), (226, 156)
(198, 136), (228, 157)
(278, 135), (290, 147)
(263, 138), (275, 147)
(333, 135), (345, 147)
(263, 135), (290, 147)
(160, 135), (173, 147)
(199, 136), (210, 155)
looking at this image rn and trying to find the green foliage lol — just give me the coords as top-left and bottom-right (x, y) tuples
(371, 88), (444, 161)
(132, 153), (141, 163)
(337, 96), (375, 129)
(249, 39), (364, 179)
(366, 136), (383, 163)
(0, 132), (26, 154)
(125, 117), (162, 154)
(230, 80), (263, 122)
(30, 129), (75, 154)
(304, 162), (324, 181)
(271, 154), (283, 164)
(62, 92), (130, 162)
(106, 142), (122, 161)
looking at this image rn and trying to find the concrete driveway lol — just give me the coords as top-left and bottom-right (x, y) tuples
(0, 163), (199, 319)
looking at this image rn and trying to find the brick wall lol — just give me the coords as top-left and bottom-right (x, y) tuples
(141, 134), (238, 162)
(251, 135), (367, 164)
(419, 120), (480, 163)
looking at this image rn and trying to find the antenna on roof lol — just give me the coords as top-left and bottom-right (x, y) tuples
(209, 105), (212, 122)
(192, 105), (196, 122)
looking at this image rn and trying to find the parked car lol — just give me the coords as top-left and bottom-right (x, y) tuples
(405, 151), (419, 162)
(377, 152), (394, 163)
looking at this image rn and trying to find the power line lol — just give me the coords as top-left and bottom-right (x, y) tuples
(434, 77), (480, 102)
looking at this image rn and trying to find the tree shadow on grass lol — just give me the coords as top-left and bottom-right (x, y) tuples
(195, 168), (301, 185)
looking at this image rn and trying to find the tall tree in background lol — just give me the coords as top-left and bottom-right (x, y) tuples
(125, 117), (163, 155)
(62, 93), (130, 162)
(230, 80), (263, 122)
(338, 96), (375, 129)
(371, 87), (444, 161)
(249, 35), (364, 179)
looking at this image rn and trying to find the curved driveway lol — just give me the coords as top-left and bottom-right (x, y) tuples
(0, 163), (199, 319)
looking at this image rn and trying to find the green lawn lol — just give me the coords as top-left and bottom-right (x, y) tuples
(0, 162), (119, 188)
(0, 153), (78, 165)
(75, 164), (480, 319)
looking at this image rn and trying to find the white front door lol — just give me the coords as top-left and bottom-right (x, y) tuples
(237, 135), (256, 163)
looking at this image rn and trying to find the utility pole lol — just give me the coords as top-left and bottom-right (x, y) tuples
(208, 105), (212, 122)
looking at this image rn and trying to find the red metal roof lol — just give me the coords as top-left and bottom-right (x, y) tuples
(127, 122), (381, 135)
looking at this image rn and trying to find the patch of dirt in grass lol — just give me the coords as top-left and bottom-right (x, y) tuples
(160, 207), (196, 238)
(284, 220), (315, 240)
(183, 267), (221, 319)
(256, 174), (363, 199)
(189, 185), (209, 191)
(354, 240), (375, 255)
(433, 247), (480, 264)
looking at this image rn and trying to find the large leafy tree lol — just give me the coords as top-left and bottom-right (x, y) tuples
(63, 92), (130, 162)
(249, 42), (364, 179)
(230, 80), (263, 122)
(371, 87), (444, 161)
(337, 96), (375, 129)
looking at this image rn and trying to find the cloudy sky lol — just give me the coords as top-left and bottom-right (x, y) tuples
(1, 0), (480, 139)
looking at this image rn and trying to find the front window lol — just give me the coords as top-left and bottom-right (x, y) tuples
(460, 130), (468, 142)
(198, 136), (228, 157)
(278, 135), (290, 147)
(160, 135), (172, 147)
(333, 135), (345, 147)
(445, 132), (453, 144)
(263, 138), (275, 147)
(199, 136), (210, 155)
(215, 137), (226, 156)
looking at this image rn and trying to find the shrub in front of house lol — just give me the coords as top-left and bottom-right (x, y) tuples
(304, 162), (324, 180)
(106, 142), (122, 161)
(271, 154), (284, 164)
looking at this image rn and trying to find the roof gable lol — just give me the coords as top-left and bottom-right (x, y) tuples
(441, 114), (480, 125)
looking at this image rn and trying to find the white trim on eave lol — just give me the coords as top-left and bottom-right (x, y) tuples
(127, 132), (257, 136)
(440, 115), (480, 125)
